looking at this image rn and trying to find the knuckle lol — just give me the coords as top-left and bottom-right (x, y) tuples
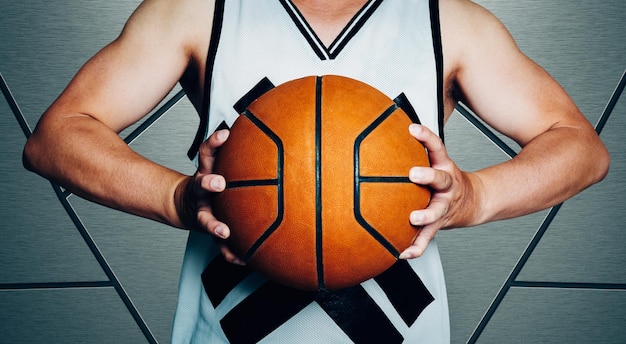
(197, 211), (214, 230)
(198, 139), (212, 154)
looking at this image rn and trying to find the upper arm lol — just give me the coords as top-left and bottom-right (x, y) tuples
(440, 0), (592, 146)
(40, 0), (213, 132)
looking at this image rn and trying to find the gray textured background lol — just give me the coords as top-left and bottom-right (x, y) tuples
(1, 1), (624, 343)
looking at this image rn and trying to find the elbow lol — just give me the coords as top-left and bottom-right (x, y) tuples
(22, 124), (55, 177)
(22, 134), (43, 174)
(583, 131), (611, 187)
(23, 110), (61, 176)
(578, 128), (610, 187)
(592, 143), (610, 184)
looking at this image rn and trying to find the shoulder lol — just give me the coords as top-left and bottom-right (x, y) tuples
(436, 0), (588, 146)
(438, 0), (516, 56)
(120, 0), (216, 61)
(119, 0), (217, 104)
(440, 0), (519, 66)
(438, 0), (524, 101)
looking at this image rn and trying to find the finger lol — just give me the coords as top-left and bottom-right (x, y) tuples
(219, 244), (246, 266)
(409, 166), (452, 192)
(197, 208), (230, 239)
(399, 225), (437, 259)
(409, 198), (448, 226)
(408, 124), (448, 165)
(199, 173), (226, 193)
(198, 129), (230, 173)
(187, 174), (225, 205)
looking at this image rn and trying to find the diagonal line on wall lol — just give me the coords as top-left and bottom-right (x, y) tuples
(0, 72), (32, 138)
(0, 281), (114, 290)
(595, 69), (626, 135)
(466, 69), (626, 344)
(1, 72), (163, 344)
(49, 183), (159, 344)
(467, 203), (563, 344)
(123, 89), (186, 144)
(511, 281), (626, 290)
(456, 103), (517, 159)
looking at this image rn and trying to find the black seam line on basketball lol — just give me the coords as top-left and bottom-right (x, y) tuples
(393, 93), (422, 124)
(240, 109), (285, 263)
(225, 179), (279, 189)
(353, 103), (403, 257)
(359, 176), (412, 183)
(315, 76), (325, 290)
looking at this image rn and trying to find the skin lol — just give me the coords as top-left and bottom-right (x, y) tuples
(23, 0), (609, 265)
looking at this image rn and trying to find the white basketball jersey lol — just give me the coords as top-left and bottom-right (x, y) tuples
(173, 0), (449, 343)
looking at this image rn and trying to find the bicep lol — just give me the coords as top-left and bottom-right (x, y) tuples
(42, 0), (193, 132)
(446, 1), (587, 146)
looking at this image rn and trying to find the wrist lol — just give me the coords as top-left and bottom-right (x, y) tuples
(173, 176), (199, 230)
(464, 171), (489, 227)
(447, 171), (487, 229)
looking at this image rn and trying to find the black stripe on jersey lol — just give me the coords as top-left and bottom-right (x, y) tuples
(206, 259), (434, 342)
(317, 286), (403, 344)
(429, 0), (445, 142)
(393, 92), (422, 125)
(374, 260), (434, 326)
(221, 281), (316, 343)
(279, 0), (384, 60)
(220, 281), (404, 344)
(202, 255), (253, 308)
(233, 77), (276, 114)
(188, 0), (226, 159)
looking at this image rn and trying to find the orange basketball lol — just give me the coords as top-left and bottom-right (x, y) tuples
(212, 75), (431, 291)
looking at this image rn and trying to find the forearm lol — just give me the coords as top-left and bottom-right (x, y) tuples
(467, 125), (609, 226)
(23, 114), (188, 228)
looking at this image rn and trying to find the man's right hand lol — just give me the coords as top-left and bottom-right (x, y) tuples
(174, 129), (244, 265)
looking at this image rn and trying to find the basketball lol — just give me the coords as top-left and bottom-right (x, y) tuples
(212, 75), (431, 291)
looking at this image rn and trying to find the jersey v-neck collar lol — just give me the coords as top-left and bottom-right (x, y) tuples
(279, 0), (384, 60)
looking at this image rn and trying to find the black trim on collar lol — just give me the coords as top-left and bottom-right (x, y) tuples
(327, 0), (383, 58)
(279, 0), (327, 60)
(279, 0), (384, 60)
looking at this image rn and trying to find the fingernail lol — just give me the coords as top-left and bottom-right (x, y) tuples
(409, 123), (421, 135)
(231, 257), (246, 266)
(409, 167), (422, 181)
(215, 225), (227, 239)
(217, 129), (230, 140)
(410, 212), (423, 224)
(211, 177), (225, 190)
